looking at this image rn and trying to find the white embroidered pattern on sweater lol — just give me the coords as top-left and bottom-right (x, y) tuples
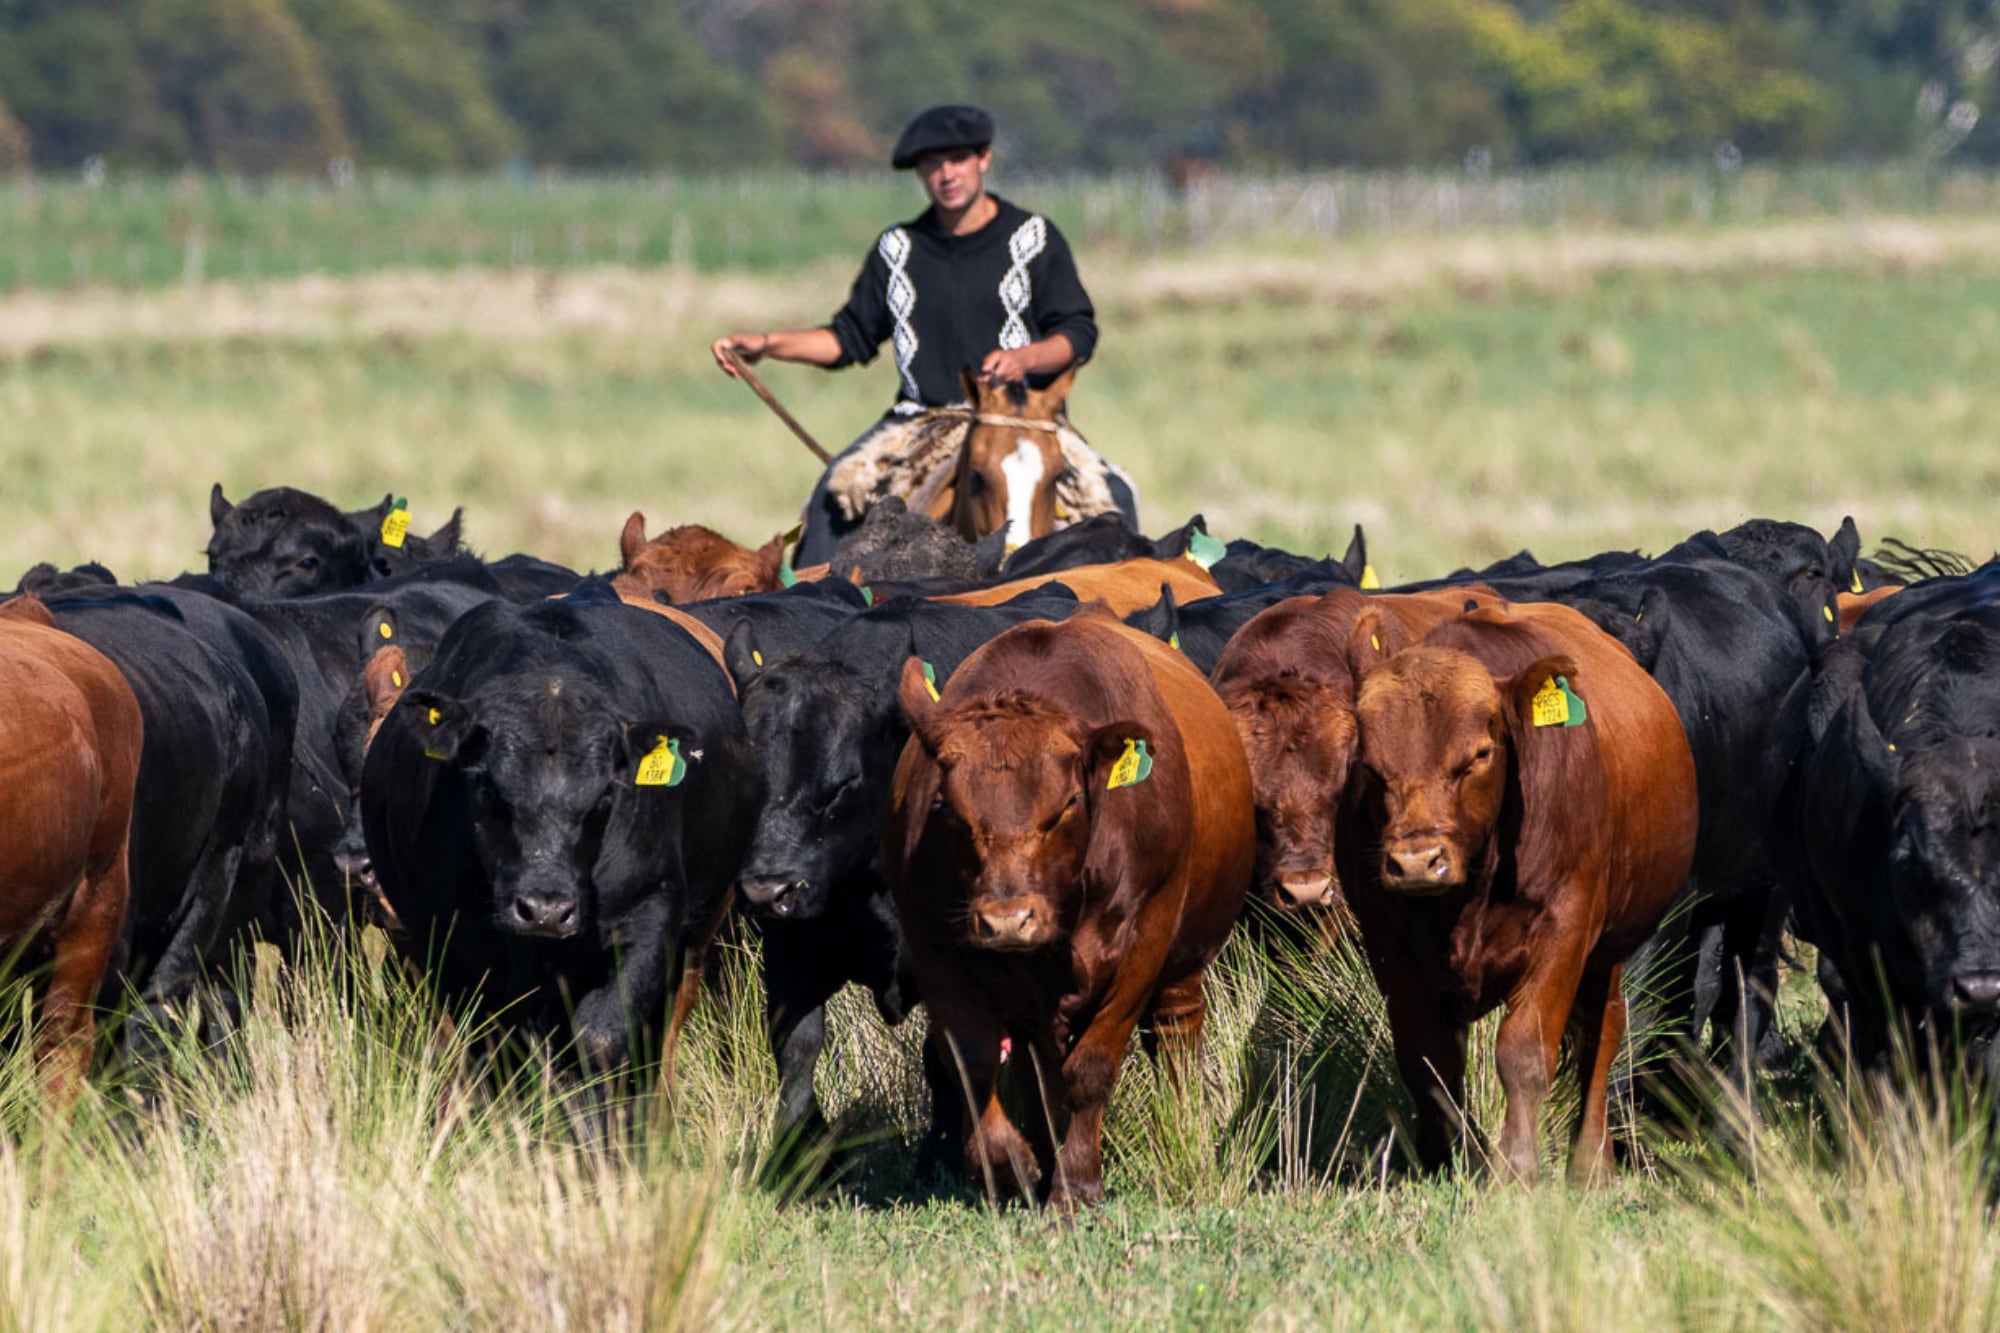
(997, 215), (1047, 350)
(880, 227), (919, 403)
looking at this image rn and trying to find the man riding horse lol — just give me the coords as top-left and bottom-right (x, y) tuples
(711, 104), (1139, 565)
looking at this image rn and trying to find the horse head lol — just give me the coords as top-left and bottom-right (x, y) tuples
(928, 367), (1075, 554)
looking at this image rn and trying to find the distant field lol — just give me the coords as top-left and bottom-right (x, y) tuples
(5, 195), (2000, 1328)
(3, 213), (1999, 585)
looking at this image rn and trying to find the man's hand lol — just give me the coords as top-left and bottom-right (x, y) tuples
(979, 347), (1036, 385)
(711, 333), (769, 378)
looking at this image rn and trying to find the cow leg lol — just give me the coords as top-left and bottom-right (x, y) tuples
(1140, 971), (1206, 1084)
(40, 856), (131, 1106)
(1566, 964), (1626, 1189)
(658, 888), (736, 1095)
(1494, 937), (1591, 1185)
(127, 838), (245, 1064)
(573, 897), (675, 1076)
(935, 1019), (1038, 1201)
(1373, 963), (1470, 1172)
(1051, 994), (1153, 1212)
(759, 922), (846, 1170)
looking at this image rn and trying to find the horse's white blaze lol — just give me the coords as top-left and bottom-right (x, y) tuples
(1000, 437), (1045, 553)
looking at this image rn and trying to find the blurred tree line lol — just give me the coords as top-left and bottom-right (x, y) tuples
(0, 0), (1996, 173)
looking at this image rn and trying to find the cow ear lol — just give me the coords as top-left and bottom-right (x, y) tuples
(0, 594), (53, 627)
(1128, 583), (1179, 646)
(619, 512), (648, 569)
(723, 619), (763, 689)
(754, 532), (787, 589)
(422, 508), (465, 556)
(1830, 515), (1861, 588)
(899, 656), (947, 753)
(363, 645), (410, 730)
(1340, 523), (1368, 584)
(209, 483), (233, 527)
(959, 364), (983, 404)
(1503, 655), (1585, 731)
(1345, 607), (1390, 684)
(401, 689), (478, 763)
(1084, 722), (1156, 794)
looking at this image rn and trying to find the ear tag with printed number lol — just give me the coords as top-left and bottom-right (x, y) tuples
(921, 660), (941, 702)
(1106, 738), (1154, 790)
(636, 736), (686, 787)
(1185, 529), (1226, 571)
(1359, 564), (1381, 590)
(380, 497), (411, 549)
(1531, 676), (1588, 729)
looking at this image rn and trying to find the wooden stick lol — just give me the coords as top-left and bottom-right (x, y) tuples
(722, 347), (834, 465)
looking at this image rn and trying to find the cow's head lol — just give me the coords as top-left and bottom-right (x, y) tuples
(1220, 671), (1355, 911)
(612, 514), (786, 604)
(1349, 624), (1579, 896)
(724, 621), (907, 919)
(942, 369), (1074, 554)
(899, 657), (1143, 951)
(208, 483), (373, 598)
(397, 672), (686, 940)
(1880, 735), (2000, 1020)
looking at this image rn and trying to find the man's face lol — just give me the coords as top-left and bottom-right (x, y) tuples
(916, 146), (991, 212)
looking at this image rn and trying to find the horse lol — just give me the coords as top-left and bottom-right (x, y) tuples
(909, 368), (1082, 556)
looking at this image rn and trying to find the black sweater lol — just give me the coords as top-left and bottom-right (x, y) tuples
(825, 196), (1097, 414)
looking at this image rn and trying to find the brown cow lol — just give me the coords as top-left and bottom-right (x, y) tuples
(931, 557), (1222, 617)
(0, 595), (144, 1102)
(1210, 587), (1501, 912)
(888, 609), (1254, 1208)
(1337, 599), (1696, 1185)
(612, 514), (786, 604)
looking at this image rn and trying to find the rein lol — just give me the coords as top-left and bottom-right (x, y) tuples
(925, 407), (1064, 434)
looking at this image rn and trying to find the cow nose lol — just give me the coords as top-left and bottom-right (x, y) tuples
(970, 899), (1045, 950)
(1275, 873), (1336, 910)
(740, 875), (805, 918)
(1951, 971), (2000, 1013)
(1382, 843), (1456, 889)
(333, 842), (373, 884)
(504, 889), (580, 938)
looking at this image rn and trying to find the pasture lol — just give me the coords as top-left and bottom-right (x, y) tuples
(3, 177), (2000, 1328)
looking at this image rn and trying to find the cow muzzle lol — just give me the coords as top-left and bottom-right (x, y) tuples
(1951, 970), (2000, 1015)
(500, 888), (582, 939)
(967, 896), (1055, 952)
(1380, 841), (1462, 893)
(740, 874), (810, 919)
(1271, 872), (1338, 911)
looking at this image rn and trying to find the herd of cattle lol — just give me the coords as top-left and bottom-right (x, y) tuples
(5, 482), (1997, 1207)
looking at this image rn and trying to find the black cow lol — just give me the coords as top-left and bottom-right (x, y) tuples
(1208, 524), (1369, 593)
(721, 589), (1083, 1164)
(41, 587), (298, 1056)
(1782, 566), (2000, 1078)
(361, 588), (759, 1073)
(207, 484), (465, 598)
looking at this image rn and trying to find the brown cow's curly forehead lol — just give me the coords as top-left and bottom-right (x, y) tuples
(1357, 649), (1503, 761)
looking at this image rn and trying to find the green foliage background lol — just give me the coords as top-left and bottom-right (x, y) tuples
(2, 0), (1999, 173)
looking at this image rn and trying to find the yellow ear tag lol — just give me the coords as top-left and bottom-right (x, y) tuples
(1106, 738), (1154, 790)
(921, 660), (941, 702)
(1822, 605), (1834, 623)
(378, 621), (393, 640)
(1531, 675), (1588, 728)
(751, 649), (764, 667)
(421, 705), (450, 760)
(391, 670), (403, 688)
(636, 736), (685, 787)
(427, 707), (441, 726)
(1168, 631), (1181, 651)
(1359, 564), (1381, 590)
(380, 497), (411, 549)
(1370, 634), (1381, 652)
(1851, 570), (1864, 594)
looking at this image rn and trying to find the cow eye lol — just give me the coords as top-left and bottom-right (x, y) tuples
(296, 555), (320, 571)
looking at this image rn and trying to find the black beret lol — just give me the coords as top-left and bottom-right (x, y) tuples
(891, 105), (995, 169)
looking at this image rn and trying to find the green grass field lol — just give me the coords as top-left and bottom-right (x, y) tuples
(4, 185), (2000, 1328)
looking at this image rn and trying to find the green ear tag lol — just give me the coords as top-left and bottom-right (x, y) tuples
(380, 497), (411, 549)
(1107, 738), (1154, 790)
(1531, 676), (1588, 728)
(1168, 631), (1181, 651)
(778, 562), (799, 588)
(636, 736), (685, 787)
(1186, 529), (1226, 571)
(1359, 563), (1381, 590)
(860, 585), (874, 606)
(921, 660), (941, 702)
